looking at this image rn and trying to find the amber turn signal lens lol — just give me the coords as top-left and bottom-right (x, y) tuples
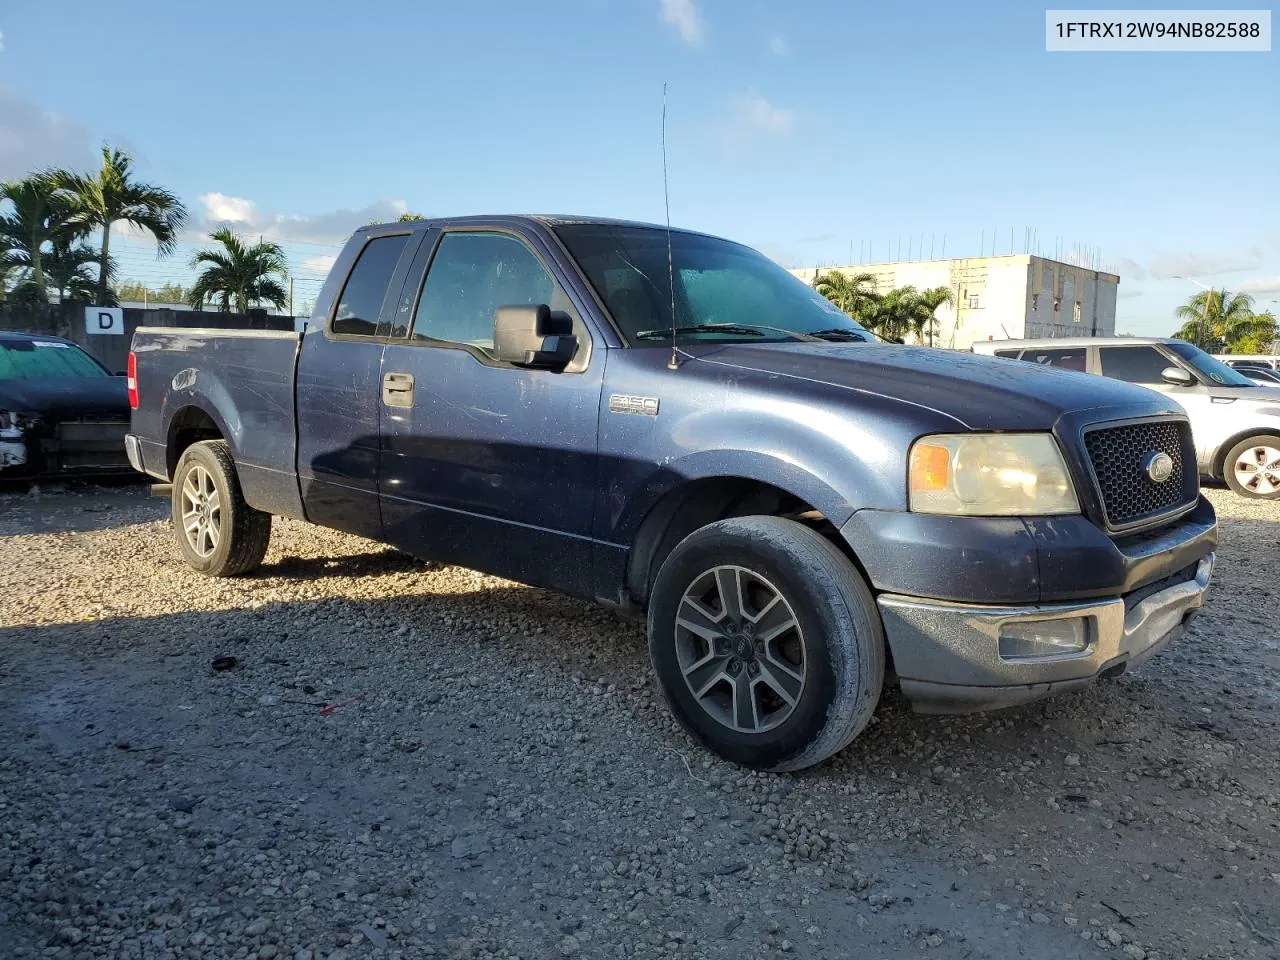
(909, 443), (950, 492)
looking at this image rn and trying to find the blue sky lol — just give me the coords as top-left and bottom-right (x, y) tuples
(1, 0), (1276, 330)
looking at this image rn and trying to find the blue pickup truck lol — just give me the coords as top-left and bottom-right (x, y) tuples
(127, 215), (1217, 770)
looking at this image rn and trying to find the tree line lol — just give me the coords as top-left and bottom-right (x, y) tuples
(812, 268), (1278, 355)
(1170, 289), (1277, 354)
(811, 271), (954, 343)
(0, 147), (294, 313)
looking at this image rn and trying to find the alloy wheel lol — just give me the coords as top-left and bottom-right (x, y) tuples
(1233, 444), (1280, 497)
(674, 565), (807, 733)
(180, 464), (222, 558)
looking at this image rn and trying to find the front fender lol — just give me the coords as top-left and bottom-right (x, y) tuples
(606, 396), (918, 543)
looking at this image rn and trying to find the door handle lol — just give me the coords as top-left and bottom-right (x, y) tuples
(382, 371), (415, 408)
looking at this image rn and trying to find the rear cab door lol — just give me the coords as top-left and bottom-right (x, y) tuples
(296, 227), (425, 539)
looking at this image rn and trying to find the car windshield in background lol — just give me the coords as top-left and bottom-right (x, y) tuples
(0, 340), (108, 380)
(1166, 342), (1256, 387)
(554, 224), (873, 345)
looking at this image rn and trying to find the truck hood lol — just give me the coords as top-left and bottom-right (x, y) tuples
(0, 376), (130, 420)
(690, 343), (1181, 430)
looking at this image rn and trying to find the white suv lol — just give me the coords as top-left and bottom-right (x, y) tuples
(973, 337), (1280, 499)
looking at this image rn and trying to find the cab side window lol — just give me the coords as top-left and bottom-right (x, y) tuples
(1099, 346), (1173, 384)
(331, 234), (411, 337)
(1022, 347), (1086, 372)
(412, 233), (567, 351)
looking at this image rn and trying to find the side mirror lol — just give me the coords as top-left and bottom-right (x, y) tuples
(1160, 366), (1195, 387)
(492, 304), (577, 370)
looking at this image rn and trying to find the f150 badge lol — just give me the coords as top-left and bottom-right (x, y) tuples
(609, 394), (660, 417)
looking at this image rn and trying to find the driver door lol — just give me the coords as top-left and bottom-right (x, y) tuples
(377, 228), (604, 597)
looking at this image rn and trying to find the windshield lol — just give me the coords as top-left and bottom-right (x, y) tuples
(0, 340), (109, 380)
(554, 224), (873, 345)
(1167, 342), (1257, 387)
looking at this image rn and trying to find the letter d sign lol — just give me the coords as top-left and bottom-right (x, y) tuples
(85, 306), (124, 336)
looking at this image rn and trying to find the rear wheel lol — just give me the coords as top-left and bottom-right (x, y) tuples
(647, 516), (884, 772)
(1223, 434), (1280, 499)
(172, 440), (271, 576)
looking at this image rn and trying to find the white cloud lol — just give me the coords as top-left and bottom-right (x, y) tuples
(1116, 257), (1146, 281)
(298, 253), (338, 276)
(660, 0), (703, 46)
(1237, 275), (1280, 297)
(0, 88), (94, 179)
(200, 192), (257, 224)
(192, 193), (408, 245)
(768, 34), (791, 56)
(718, 92), (794, 149)
(1146, 251), (1259, 280)
(0, 31), (6, 53)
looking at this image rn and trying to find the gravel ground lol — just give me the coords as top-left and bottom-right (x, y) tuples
(0, 484), (1277, 960)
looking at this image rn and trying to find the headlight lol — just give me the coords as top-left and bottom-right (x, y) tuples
(909, 433), (1079, 516)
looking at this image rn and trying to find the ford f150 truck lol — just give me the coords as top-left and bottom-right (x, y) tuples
(126, 216), (1217, 771)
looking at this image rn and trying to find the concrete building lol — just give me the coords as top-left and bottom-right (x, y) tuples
(790, 255), (1119, 349)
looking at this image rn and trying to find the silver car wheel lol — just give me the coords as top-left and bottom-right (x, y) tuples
(1233, 444), (1280, 497)
(674, 564), (806, 734)
(179, 464), (222, 558)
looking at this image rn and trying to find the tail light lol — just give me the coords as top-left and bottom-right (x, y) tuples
(127, 351), (138, 409)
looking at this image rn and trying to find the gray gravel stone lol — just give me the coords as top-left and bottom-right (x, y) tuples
(0, 485), (1275, 960)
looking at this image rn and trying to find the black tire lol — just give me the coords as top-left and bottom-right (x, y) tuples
(647, 516), (884, 772)
(171, 440), (272, 576)
(1222, 434), (1280, 499)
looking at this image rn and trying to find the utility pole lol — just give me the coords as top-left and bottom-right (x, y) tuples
(289, 277), (294, 317)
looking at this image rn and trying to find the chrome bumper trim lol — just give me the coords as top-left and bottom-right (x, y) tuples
(877, 553), (1213, 712)
(124, 433), (144, 474)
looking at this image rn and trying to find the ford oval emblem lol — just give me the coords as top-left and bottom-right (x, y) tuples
(1145, 451), (1175, 483)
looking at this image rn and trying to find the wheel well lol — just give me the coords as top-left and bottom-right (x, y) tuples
(167, 407), (224, 477)
(1211, 429), (1280, 479)
(626, 477), (859, 607)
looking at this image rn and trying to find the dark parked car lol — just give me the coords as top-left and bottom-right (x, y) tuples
(0, 332), (131, 478)
(127, 216), (1216, 770)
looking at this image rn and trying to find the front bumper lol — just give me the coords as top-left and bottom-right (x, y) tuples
(879, 553), (1213, 713)
(0, 419), (132, 477)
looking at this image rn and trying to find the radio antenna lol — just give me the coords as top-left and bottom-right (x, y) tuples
(663, 82), (681, 370)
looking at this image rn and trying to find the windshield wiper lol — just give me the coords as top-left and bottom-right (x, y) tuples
(634, 323), (815, 341)
(804, 328), (870, 342)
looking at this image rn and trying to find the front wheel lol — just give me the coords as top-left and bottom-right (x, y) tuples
(172, 440), (272, 576)
(647, 516), (884, 772)
(1223, 434), (1280, 499)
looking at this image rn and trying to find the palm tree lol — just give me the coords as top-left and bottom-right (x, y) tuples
(867, 285), (921, 341)
(0, 174), (73, 301)
(1172, 288), (1271, 352)
(53, 146), (187, 306)
(44, 238), (110, 303)
(813, 270), (879, 322)
(914, 285), (955, 346)
(186, 229), (288, 313)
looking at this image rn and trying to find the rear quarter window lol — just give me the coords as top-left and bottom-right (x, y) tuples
(330, 234), (411, 337)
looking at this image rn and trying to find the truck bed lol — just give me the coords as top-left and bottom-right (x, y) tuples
(130, 327), (303, 518)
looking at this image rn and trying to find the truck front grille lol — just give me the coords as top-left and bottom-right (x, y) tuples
(1083, 420), (1198, 531)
